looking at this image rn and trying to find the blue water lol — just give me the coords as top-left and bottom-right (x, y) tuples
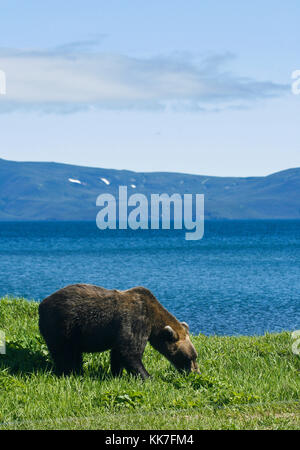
(0, 221), (299, 336)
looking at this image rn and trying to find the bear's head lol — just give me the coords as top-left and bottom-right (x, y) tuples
(158, 322), (199, 373)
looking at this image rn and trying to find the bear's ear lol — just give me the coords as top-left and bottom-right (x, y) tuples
(181, 322), (189, 332)
(163, 325), (178, 342)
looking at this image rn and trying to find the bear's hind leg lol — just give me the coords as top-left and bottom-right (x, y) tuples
(51, 352), (71, 376)
(51, 345), (82, 376)
(110, 349), (124, 377)
(72, 350), (83, 375)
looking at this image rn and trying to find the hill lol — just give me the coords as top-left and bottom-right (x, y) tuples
(0, 158), (299, 220)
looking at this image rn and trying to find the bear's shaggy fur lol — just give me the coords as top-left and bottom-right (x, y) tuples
(39, 284), (199, 379)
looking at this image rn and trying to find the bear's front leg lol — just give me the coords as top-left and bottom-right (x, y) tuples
(116, 325), (151, 380)
(122, 353), (150, 380)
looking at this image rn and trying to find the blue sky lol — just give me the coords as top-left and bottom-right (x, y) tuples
(0, 0), (299, 176)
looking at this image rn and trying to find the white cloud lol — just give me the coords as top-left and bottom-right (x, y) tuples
(0, 46), (288, 114)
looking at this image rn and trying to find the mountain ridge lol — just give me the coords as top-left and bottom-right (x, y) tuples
(0, 158), (299, 220)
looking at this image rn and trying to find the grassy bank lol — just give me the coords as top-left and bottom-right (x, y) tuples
(0, 297), (299, 430)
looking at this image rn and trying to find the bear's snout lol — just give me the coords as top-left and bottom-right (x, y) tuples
(191, 360), (200, 373)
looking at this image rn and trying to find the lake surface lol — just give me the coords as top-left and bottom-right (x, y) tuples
(0, 220), (299, 336)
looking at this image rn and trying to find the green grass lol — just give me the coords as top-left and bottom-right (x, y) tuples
(0, 297), (299, 430)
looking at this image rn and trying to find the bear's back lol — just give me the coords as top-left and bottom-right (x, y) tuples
(39, 283), (156, 327)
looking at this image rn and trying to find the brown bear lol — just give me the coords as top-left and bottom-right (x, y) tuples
(39, 284), (199, 379)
